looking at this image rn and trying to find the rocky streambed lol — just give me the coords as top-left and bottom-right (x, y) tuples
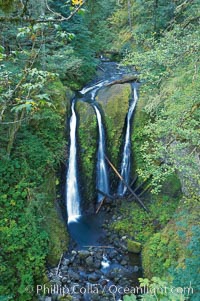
(40, 203), (143, 301)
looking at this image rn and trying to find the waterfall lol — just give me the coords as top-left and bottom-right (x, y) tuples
(118, 87), (138, 196)
(80, 81), (110, 203)
(66, 99), (81, 223)
(94, 105), (110, 202)
(80, 80), (108, 96)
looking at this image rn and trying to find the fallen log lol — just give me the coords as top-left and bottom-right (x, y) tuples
(83, 245), (115, 249)
(96, 197), (106, 214)
(133, 175), (153, 194)
(105, 75), (139, 87)
(105, 155), (149, 212)
(130, 175), (138, 188)
(56, 253), (63, 276)
(138, 185), (151, 198)
(97, 65), (105, 72)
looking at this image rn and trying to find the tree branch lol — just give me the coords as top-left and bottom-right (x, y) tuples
(0, 0), (87, 24)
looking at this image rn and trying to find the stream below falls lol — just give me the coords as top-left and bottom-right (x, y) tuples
(48, 209), (142, 301)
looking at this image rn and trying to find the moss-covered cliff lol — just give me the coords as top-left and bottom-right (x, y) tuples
(76, 100), (97, 208)
(96, 83), (131, 167)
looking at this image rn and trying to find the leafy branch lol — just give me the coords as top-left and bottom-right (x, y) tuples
(0, 0), (87, 24)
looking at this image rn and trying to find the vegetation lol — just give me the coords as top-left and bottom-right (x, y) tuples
(108, 1), (200, 300)
(77, 101), (97, 203)
(123, 277), (191, 300)
(0, 0), (199, 300)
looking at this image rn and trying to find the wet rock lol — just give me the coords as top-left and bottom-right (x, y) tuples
(100, 279), (108, 286)
(63, 258), (70, 266)
(120, 244), (128, 252)
(109, 249), (118, 259)
(68, 270), (80, 281)
(122, 236), (127, 240)
(85, 256), (94, 267)
(50, 276), (62, 286)
(121, 259), (128, 266)
(78, 250), (90, 258)
(61, 277), (68, 284)
(133, 265), (139, 272)
(61, 267), (68, 274)
(94, 259), (101, 269)
(114, 277), (121, 283)
(95, 251), (103, 260)
(88, 273), (101, 282)
(72, 295), (82, 301)
(108, 271), (115, 280)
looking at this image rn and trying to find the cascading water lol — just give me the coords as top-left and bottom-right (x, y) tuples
(94, 105), (110, 202)
(80, 82), (110, 203)
(101, 254), (110, 269)
(66, 99), (81, 223)
(118, 86), (138, 196)
(80, 80), (108, 96)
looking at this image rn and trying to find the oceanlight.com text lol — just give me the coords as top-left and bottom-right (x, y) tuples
(31, 282), (194, 297)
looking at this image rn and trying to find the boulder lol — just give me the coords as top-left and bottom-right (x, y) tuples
(78, 250), (90, 259)
(85, 256), (94, 267)
(127, 239), (142, 253)
(88, 273), (101, 282)
(67, 270), (80, 281)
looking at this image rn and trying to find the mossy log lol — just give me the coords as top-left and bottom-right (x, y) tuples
(105, 75), (139, 87)
(105, 155), (149, 212)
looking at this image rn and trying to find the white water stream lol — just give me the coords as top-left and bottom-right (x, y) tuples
(66, 99), (81, 223)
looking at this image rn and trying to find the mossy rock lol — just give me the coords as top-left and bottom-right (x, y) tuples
(127, 239), (142, 253)
(96, 83), (131, 166)
(42, 171), (69, 266)
(76, 100), (97, 205)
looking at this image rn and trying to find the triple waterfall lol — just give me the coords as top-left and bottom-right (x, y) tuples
(66, 81), (138, 223)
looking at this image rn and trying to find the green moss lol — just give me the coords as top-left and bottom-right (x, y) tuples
(127, 239), (142, 253)
(142, 198), (200, 286)
(0, 0), (14, 12)
(96, 84), (131, 166)
(42, 171), (69, 267)
(76, 100), (97, 202)
(111, 174), (181, 243)
(45, 80), (73, 114)
(131, 91), (149, 174)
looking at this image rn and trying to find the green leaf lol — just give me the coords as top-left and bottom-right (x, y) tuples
(123, 295), (137, 301)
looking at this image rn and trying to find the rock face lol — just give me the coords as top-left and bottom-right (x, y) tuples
(76, 100), (97, 208)
(96, 84), (131, 166)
